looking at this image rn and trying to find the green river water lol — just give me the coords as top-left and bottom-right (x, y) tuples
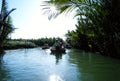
(0, 48), (120, 81)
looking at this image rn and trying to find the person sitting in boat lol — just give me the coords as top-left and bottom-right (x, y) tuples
(54, 39), (60, 50)
(59, 42), (63, 49)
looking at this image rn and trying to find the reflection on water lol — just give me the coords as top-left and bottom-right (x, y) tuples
(50, 51), (66, 64)
(69, 49), (120, 81)
(0, 48), (120, 81)
(0, 51), (5, 61)
(0, 56), (12, 81)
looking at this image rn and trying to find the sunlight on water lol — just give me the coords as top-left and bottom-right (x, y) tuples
(49, 74), (64, 81)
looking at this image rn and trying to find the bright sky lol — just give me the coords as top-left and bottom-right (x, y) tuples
(6, 0), (76, 39)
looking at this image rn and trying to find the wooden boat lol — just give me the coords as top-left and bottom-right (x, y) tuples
(50, 46), (66, 53)
(64, 44), (72, 49)
(42, 44), (49, 49)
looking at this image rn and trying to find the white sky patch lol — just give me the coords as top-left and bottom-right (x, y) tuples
(7, 0), (77, 39)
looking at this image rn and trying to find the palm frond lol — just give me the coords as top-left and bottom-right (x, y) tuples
(3, 8), (16, 21)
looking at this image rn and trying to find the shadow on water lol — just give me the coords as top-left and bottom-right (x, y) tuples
(50, 52), (66, 64)
(0, 51), (12, 81)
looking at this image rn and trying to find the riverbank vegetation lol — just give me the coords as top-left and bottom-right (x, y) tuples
(43, 0), (120, 58)
(3, 39), (37, 49)
(3, 37), (64, 50)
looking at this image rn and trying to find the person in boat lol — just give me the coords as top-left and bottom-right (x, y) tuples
(59, 42), (63, 49)
(42, 43), (49, 49)
(51, 40), (65, 53)
(54, 39), (60, 50)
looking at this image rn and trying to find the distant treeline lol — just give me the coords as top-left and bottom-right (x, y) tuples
(3, 37), (64, 49)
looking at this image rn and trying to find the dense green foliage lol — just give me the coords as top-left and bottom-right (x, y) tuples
(44, 0), (120, 58)
(0, 0), (16, 52)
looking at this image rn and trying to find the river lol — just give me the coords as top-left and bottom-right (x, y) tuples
(0, 48), (120, 81)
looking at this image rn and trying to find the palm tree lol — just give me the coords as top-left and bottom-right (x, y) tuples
(0, 0), (16, 52)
